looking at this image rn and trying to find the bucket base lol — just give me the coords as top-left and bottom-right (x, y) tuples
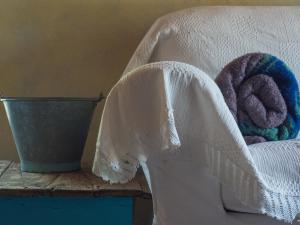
(20, 161), (81, 173)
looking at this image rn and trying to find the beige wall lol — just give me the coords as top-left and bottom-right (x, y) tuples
(0, 0), (299, 166)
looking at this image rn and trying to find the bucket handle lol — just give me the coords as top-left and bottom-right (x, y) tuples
(96, 92), (106, 102)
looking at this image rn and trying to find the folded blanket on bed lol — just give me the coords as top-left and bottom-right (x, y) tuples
(216, 53), (300, 145)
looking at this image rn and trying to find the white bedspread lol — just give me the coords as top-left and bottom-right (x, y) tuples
(93, 6), (300, 223)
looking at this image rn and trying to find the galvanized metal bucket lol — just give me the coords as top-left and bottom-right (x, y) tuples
(1, 95), (104, 173)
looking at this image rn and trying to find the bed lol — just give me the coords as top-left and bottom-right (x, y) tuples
(93, 6), (300, 225)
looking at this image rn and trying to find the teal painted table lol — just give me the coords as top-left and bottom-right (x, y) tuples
(0, 161), (150, 225)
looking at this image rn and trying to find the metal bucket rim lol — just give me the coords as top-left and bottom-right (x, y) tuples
(0, 96), (104, 102)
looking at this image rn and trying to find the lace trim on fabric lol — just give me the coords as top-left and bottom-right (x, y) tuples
(205, 143), (300, 222)
(93, 152), (139, 184)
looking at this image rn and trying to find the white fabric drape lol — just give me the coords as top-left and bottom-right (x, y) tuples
(93, 6), (300, 223)
(93, 61), (300, 223)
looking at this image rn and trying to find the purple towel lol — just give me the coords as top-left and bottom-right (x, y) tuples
(215, 53), (300, 145)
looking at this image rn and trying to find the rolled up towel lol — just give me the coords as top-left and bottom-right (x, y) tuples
(215, 53), (300, 145)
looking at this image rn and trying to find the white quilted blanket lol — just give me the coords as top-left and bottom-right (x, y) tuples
(93, 6), (300, 223)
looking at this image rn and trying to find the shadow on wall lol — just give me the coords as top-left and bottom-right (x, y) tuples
(135, 197), (153, 225)
(0, 0), (298, 166)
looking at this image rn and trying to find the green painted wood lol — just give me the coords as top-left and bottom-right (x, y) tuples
(0, 196), (133, 225)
